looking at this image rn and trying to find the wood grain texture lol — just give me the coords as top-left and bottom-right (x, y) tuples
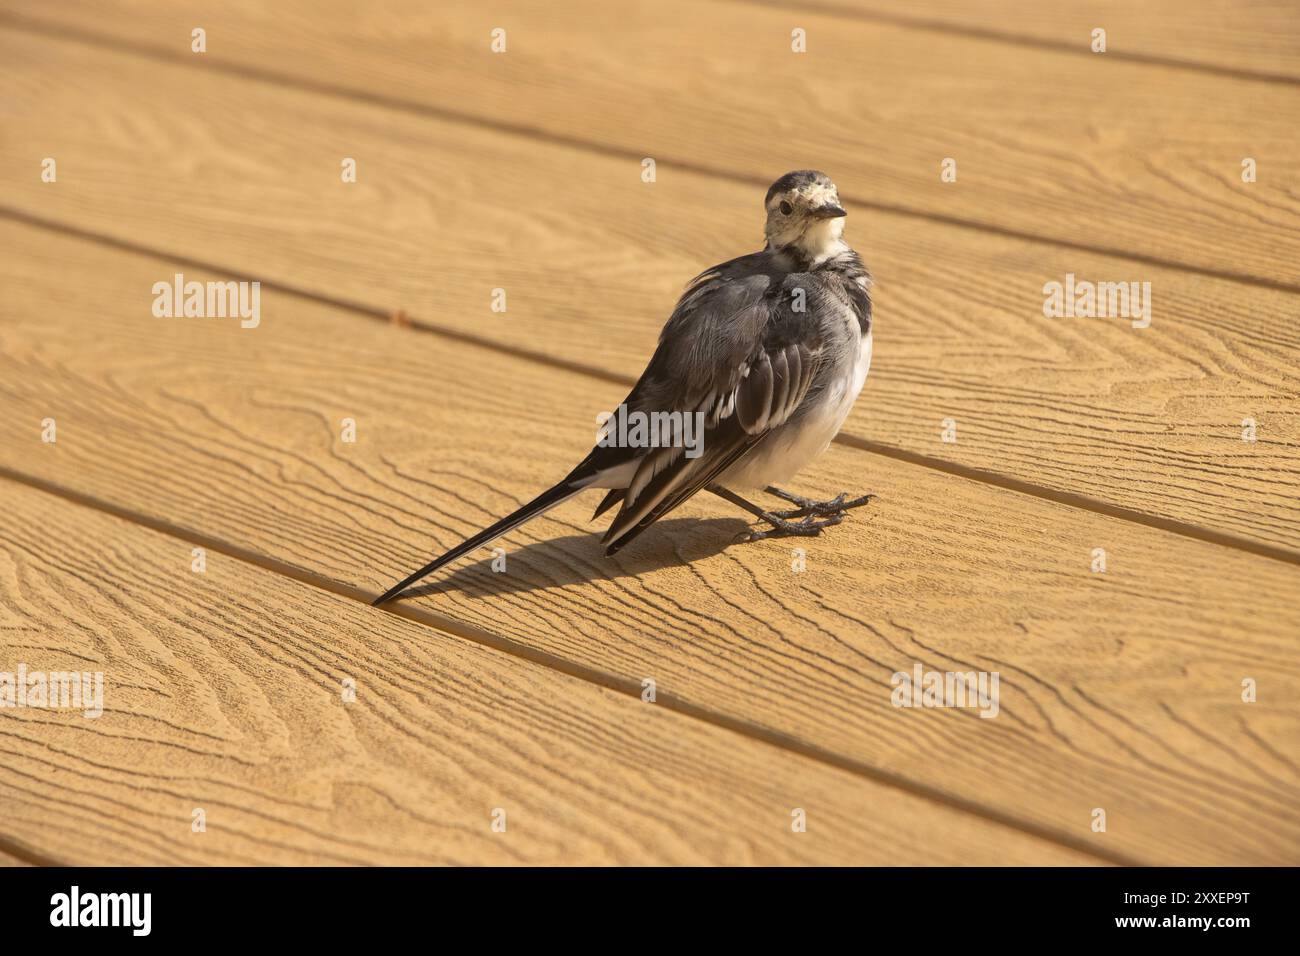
(0, 847), (32, 866)
(2, 31), (1298, 556)
(2, 221), (1297, 864)
(3, 0), (1298, 283)
(3, 481), (1096, 866)
(816, 0), (1300, 81)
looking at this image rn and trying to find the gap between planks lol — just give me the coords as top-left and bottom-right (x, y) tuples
(5, 203), (1299, 574)
(0, 465), (1134, 868)
(3, 11), (1300, 298)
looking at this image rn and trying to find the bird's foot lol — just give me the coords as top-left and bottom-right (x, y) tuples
(739, 510), (846, 542)
(765, 487), (875, 520)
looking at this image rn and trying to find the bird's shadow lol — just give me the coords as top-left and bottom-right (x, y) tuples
(404, 515), (755, 600)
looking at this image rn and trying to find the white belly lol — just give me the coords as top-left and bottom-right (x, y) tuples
(721, 330), (872, 490)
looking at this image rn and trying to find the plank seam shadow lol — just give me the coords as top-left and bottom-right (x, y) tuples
(4, 13), (1300, 295)
(0, 832), (65, 867)
(0, 467), (1133, 866)
(6, 204), (1299, 569)
(735, 0), (1300, 87)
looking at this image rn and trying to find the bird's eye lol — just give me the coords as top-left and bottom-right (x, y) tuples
(779, 200), (793, 215)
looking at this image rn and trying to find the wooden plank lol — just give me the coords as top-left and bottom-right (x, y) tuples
(3, 31), (1297, 556)
(821, 0), (1300, 82)
(3, 0), (1298, 283)
(3, 482), (1093, 866)
(1, 221), (1296, 865)
(0, 846), (32, 866)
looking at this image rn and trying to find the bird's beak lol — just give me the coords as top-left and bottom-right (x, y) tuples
(812, 204), (847, 219)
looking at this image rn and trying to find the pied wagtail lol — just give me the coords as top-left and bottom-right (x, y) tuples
(374, 170), (873, 606)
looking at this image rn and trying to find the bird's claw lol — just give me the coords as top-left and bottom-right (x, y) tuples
(740, 511), (846, 542)
(735, 491), (874, 542)
(769, 492), (875, 520)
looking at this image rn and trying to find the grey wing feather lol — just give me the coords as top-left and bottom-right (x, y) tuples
(736, 351), (774, 433)
(601, 340), (821, 553)
(598, 258), (825, 553)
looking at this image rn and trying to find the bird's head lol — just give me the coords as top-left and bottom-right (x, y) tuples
(763, 170), (848, 259)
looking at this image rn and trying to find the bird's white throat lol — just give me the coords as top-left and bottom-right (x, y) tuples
(775, 215), (848, 266)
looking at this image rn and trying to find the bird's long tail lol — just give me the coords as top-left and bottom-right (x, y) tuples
(372, 479), (586, 606)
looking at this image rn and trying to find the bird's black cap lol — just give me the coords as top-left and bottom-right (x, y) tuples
(764, 170), (834, 205)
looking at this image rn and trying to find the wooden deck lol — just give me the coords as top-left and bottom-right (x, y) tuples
(0, 0), (1297, 865)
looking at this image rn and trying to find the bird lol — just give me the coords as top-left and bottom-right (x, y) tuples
(373, 170), (874, 606)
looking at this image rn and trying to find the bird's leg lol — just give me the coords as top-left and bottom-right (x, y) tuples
(764, 486), (820, 509)
(764, 486), (875, 519)
(708, 486), (845, 541)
